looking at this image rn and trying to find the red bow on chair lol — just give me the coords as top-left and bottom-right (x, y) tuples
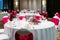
(2, 16), (9, 24)
(37, 9), (40, 13)
(52, 18), (59, 25)
(55, 12), (60, 18)
(45, 12), (48, 19)
(13, 11), (17, 16)
(41, 11), (45, 17)
(7, 10), (11, 13)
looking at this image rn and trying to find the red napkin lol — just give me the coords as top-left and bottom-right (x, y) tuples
(19, 16), (26, 20)
(34, 16), (42, 20)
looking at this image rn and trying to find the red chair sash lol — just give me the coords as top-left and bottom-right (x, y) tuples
(13, 11), (17, 16)
(52, 18), (59, 25)
(37, 9), (40, 13)
(2, 17), (9, 24)
(7, 10), (11, 13)
(55, 13), (60, 18)
(45, 13), (48, 19)
(41, 11), (45, 16)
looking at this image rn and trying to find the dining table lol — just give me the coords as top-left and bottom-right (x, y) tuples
(4, 18), (57, 40)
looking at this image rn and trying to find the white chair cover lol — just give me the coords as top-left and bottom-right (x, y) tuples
(0, 34), (9, 40)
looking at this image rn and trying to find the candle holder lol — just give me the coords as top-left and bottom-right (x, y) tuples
(29, 18), (40, 25)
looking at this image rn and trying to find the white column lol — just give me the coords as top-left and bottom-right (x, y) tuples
(36, 0), (42, 13)
(14, 0), (19, 10)
(42, 0), (46, 11)
(29, 0), (31, 10)
(33, 0), (37, 10)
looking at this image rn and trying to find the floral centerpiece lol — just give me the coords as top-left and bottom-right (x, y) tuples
(29, 17), (40, 25)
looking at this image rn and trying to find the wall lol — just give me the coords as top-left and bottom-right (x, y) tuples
(20, 0), (28, 10)
(47, 0), (60, 18)
(3, 0), (13, 11)
(20, 0), (42, 13)
(0, 0), (3, 10)
(3, 0), (8, 10)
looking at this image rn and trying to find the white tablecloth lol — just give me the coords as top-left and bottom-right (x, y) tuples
(4, 21), (57, 40)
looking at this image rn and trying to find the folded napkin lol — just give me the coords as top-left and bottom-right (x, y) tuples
(18, 16), (26, 20)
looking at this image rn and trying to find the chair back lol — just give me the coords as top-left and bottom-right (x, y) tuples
(55, 12), (60, 18)
(2, 16), (9, 24)
(52, 18), (59, 25)
(45, 12), (48, 19)
(7, 10), (11, 13)
(15, 29), (33, 40)
(13, 11), (17, 16)
(41, 11), (45, 17)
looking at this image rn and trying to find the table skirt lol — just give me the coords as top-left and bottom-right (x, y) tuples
(4, 26), (57, 40)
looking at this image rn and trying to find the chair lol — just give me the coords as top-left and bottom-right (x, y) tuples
(17, 9), (19, 13)
(7, 10), (11, 14)
(0, 29), (4, 34)
(41, 11), (45, 17)
(15, 29), (33, 40)
(0, 34), (9, 40)
(45, 12), (48, 19)
(55, 12), (60, 18)
(0, 10), (2, 13)
(52, 18), (59, 25)
(13, 11), (17, 16)
(2, 16), (9, 24)
(37, 9), (40, 13)
(52, 18), (59, 30)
